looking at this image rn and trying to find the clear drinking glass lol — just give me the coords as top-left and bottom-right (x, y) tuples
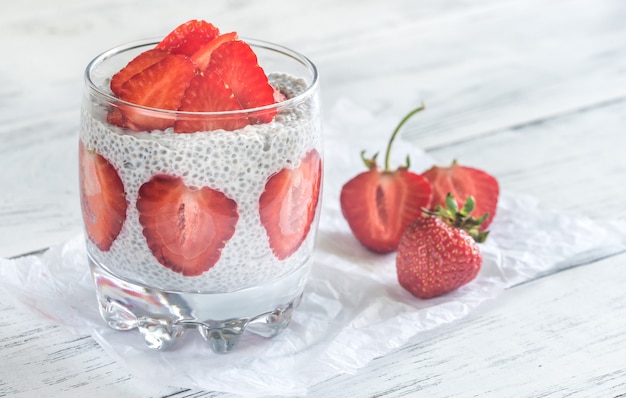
(79, 38), (322, 353)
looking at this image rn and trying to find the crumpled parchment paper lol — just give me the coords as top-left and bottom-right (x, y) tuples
(1, 99), (625, 397)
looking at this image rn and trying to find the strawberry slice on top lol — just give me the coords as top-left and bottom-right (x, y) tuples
(260, 150), (322, 260)
(110, 48), (170, 96)
(423, 161), (499, 229)
(79, 141), (128, 251)
(207, 40), (278, 124)
(156, 19), (220, 56)
(190, 32), (238, 70)
(174, 70), (248, 133)
(137, 174), (239, 276)
(107, 20), (282, 133)
(117, 53), (196, 131)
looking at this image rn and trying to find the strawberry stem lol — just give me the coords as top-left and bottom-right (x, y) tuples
(384, 104), (425, 171)
(360, 150), (379, 169)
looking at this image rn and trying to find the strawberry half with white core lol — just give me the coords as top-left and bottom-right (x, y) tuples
(260, 150), (322, 260)
(423, 161), (499, 230)
(340, 105), (433, 254)
(396, 193), (489, 299)
(136, 174), (239, 276)
(79, 141), (128, 251)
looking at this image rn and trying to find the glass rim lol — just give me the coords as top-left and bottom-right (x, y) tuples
(84, 37), (319, 116)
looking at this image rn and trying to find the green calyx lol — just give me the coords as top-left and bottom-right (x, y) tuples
(360, 104), (425, 171)
(424, 193), (490, 243)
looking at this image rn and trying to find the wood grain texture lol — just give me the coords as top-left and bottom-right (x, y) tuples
(1, 0), (626, 397)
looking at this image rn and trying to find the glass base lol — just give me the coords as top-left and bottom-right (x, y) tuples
(88, 254), (307, 353)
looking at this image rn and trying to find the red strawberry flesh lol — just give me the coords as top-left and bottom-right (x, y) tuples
(340, 168), (432, 253)
(137, 174), (238, 276)
(174, 70), (247, 133)
(190, 32), (238, 70)
(423, 163), (499, 229)
(156, 20), (220, 56)
(79, 141), (128, 251)
(208, 40), (277, 123)
(107, 20), (281, 132)
(117, 54), (196, 131)
(260, 150), (322, 260)
(110, 48), (170, 96)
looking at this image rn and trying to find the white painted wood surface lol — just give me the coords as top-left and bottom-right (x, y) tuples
(2, 0), (626, 396)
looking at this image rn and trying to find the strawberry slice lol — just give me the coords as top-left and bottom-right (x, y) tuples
(208, 40), (277, 123)
(156, 19), (220, 56)
(259, 150), (322, 260)
(117, 54), (196, 131)
(423, 161), (499, 229)
(110, 48), (170, 96)
(174, 70), (248, 133)
(79, 141), (128, 251)
(190, 32), (238, 70)
(137, 174), (238, 276)
(340, 105), (433, 253)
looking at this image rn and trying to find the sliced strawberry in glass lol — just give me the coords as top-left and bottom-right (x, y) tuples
(259, 150), (322, 260)
(79, 141), (128, 251)
(137, 174), (239, 276)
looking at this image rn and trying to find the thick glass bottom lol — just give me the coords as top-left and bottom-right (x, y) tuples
(88, 253), (309, 353)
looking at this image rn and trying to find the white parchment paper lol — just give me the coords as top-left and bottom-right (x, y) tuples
(1, 100), (626, 397)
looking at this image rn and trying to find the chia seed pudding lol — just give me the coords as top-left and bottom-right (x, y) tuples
(80, 73), (323, 293)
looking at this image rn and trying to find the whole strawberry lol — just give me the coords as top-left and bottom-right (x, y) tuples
(340, 105), (432, 253)
(396, 193), (489, 299)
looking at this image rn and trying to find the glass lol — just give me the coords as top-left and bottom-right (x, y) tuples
(79, 38), (322, 353)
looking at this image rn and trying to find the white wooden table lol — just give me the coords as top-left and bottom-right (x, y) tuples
(2, 0), (626, 396)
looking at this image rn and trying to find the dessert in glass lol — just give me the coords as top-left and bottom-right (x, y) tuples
(78, 20), (322, 353)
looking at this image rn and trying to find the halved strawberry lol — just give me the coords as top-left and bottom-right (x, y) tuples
(341, 168), (432, 254)
(208, 40), (277, 123)
(110, 48), (170, 96)
(174, 70), (248, 133)
(259, 150), (322, 260)
(190, 32), (238, 70)
(79, 141), (128, 251)
(156, 20), (220, 56)
(340, 105), (432, 253)
(423, 161), (499, 229)
(117, 54), (196, 131)
(137, 174), (238, 276)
